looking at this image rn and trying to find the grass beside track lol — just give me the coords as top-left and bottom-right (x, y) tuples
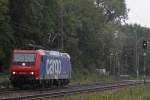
(71, 74), (114, 84)
(0, 73), (10, 88)
(53, 85), (150, 100)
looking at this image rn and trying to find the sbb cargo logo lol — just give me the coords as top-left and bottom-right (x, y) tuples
(46, 59), (61, 74)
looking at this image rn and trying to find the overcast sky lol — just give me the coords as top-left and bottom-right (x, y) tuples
(126, 0), (150, 28)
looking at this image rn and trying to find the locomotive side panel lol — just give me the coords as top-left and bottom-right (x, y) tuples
(40, 55), (71, 80)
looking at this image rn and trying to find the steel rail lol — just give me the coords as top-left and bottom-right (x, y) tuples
(0, 88), (16, 95)
(0, 80), (145, 100)
(0, 80), (131, 95)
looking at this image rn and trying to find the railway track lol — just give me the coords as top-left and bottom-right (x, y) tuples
(0, 80), (147, 100)
(0, 80), (129, 95)
(0, 80), (127, 95)
(0, 88), (14, 95)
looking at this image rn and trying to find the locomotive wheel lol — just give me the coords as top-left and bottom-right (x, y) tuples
(57, 80), (62, 88)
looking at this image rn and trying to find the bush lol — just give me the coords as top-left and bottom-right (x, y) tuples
(0, 73), (11, 88)
(143, 93), (150, 100)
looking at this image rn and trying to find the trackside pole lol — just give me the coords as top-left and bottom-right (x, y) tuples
(143, 52), (146, 84)
(142, 40), (147, 84)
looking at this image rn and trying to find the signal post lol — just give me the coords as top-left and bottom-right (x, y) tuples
(142, 40), (147, 84)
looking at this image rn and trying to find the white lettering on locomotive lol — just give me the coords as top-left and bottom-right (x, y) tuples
(46, 59), (61, 74)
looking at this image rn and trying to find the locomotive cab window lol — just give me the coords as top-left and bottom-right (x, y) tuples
(13, 53), (35, 65)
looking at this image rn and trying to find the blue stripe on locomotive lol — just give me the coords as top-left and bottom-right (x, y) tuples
(40, 55), (71, 80)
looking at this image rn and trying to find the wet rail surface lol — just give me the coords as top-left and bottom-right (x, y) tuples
(0, 80), (147, 100)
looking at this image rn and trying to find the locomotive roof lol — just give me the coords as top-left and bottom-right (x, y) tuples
(38, 50), (70, 59)
(14, 50), (36, 53)
(14, 49), (70, 59)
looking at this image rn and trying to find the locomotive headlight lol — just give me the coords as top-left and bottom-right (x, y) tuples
(30, 72), (34, 75)
(12, 72), (16, 75)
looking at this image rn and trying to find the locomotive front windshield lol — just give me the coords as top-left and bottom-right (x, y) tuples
(13, 53), (35, 65)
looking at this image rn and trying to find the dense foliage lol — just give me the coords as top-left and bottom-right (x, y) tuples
(0, 0), (14, 71)
(0, 0), (150, 76)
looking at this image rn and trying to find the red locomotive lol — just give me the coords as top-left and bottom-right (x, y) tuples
(10, 49), (71, 88)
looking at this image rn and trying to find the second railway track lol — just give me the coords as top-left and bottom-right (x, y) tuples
(0, 80), (147, 100)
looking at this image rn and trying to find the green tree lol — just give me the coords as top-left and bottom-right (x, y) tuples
(0, 0), (14, 70)
(8, 0), (128, 75)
